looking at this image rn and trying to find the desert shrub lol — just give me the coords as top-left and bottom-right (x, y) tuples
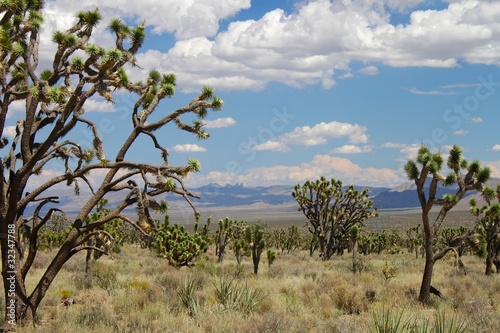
(304, 271), (318, 281)
(252, 311), (291, 333)
(356, 255), (372, 273)
(267, 262), (286, 278)
(193, 255), (217, 275)
(332, 279), (369, 314)
(72, 261), (118, 290)
(74, 303), (113, 329)
(127, 280), (150, 291)
(382, 262), (399, 282)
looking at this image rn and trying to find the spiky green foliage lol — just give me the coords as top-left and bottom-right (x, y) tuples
(85, 43), (105, 57)
(152, 215), (209, 268)
(149, 70), (161, 83)
(266, 249), (276, 267)
(40, 69), (52, 81)
(187, 158), (201, 172)
(104, 48), (122, 62)
(77, 8), (102, 27)
(108, 18), (126, 34)
(70, 56), (84, 70)
(129, 26), (145, 45)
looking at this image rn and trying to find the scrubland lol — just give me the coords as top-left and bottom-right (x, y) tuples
(3, 242), (499, 333)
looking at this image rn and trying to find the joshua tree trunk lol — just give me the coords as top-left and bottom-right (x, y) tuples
(485, 242), (495, 275)
(419, 228), (434, 304)
(352, 240), (358, 273)
(252, 247), (261, 274)
(1, 230), (77, 324)
(85, 248), (93, 274)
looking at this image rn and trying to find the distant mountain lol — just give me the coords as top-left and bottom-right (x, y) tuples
(163, 183), (391, 208)
(165, 183), (296, 207)
(23, 178), (500, 216)
(372, 177), (500, 210)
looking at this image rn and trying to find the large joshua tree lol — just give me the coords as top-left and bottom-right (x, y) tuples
(404, 145), (490, 305)
(0, 2), (222, 325)
(293, 176), (378, 260)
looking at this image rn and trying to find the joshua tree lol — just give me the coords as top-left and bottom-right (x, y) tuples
(266, 249), (276, 267)
(246, 224), (266, 274)
(470, 184), (500, 275)
(233, 239), (247, 265)
(404, 145), (490, 305)
(152, 214), (210, 268)
(215, 217), (233, 263)
(406, 224), (423, 258)
(0, 3), (222, 324)
(292, 177), (378, 260)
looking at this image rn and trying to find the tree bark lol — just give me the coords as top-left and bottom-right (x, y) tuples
(252, 248), (260, 275)
(485, 242), (495, 275)
(418, 237), (434, 305)
(418, 208), (434, 305)
(85, 248), (93, 274)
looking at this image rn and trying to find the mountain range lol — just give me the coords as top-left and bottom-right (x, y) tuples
(24, 178), (500, 222)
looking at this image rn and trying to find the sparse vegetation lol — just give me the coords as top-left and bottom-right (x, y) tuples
(2, 226), (499, 332)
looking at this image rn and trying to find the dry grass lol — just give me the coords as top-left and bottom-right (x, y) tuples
(2, 245), (499, 333)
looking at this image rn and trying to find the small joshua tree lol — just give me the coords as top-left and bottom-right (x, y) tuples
(152, 214), (210, 268)
(215, 217), (232, 263)
(267, 249), (276, 267)
(246, 224), (266, 274)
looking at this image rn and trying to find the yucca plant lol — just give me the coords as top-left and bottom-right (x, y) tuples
(178, 276), (202, 317)
(371, 307), (411, 333)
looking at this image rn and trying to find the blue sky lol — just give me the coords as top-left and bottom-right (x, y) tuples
(4, 0), (500, 189)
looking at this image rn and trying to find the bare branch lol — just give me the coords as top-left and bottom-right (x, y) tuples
(73, 230), (114, 249)
(71, 245), (108, 256)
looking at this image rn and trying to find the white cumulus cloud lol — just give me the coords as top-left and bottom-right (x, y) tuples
(36, 1), (500, 92)
(358, 65), (379, 75)
(186, 154), (404, 187)
(454, 130), (469, 136)
(254, 121), (369, 152)
(332, 145), (372, 154)
(172, 144), (207, 152)
(253, 141), (290, 152)
(204, 117), (236, 128)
